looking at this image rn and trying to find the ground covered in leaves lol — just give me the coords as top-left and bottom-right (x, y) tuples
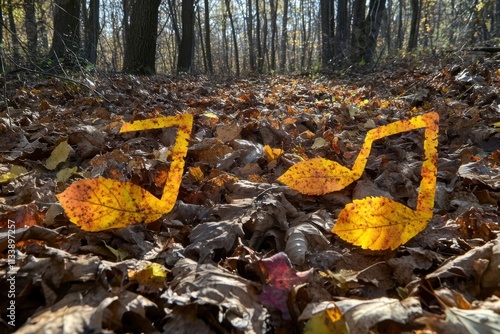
(1, 53), (500, 333)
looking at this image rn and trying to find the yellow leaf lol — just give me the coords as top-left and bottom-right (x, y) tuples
(0, 165), (28, 183)
(333, 197), (429, 250)
(128, 262), (169, 290)
(277, 157), (362, 195)
(333, 112), (439, 250)
(279, 112), (439, 250)
(188, 166), (204, 181)
(304, 304), (348, 334)
(263, 145), (283, 161)
(45, 140), (71, 170)
(56, 177), (171, 231)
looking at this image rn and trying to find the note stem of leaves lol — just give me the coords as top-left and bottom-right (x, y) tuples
(56, 114), (193, 232)
(279, 112), (439, 250)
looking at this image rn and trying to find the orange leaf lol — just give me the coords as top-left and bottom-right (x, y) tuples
(56, 177), (170, 231)
(333, 197), (429, 250)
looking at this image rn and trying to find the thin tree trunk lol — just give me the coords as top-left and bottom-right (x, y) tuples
(364, 0), (386, 64)
(7, 0), (20, 63)
(270, 0), (277, 71)
(197, 6), (207, 72)
(279, 0), (289, 72)
(396, 0), (404, 50)
(256, 0), (263, 73)
(167, 0), (181, 45)
(407, 0), (421, 51)
(496, 0), (500, 37)
(84, 0), (99, 64)
(247, 0), (256, 72)
(25, 0), (37, 59)
(225, 0), (239, 75)
(204, 0), (213, 74)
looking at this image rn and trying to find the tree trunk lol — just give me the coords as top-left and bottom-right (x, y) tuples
(25, 0), (37, 59)
(177, 0), (195, 72)
(0, 5), (3, 69)
(407, 0), (421, 51)
(247, 0), (256, 72)
(279, 0), (289, 72)
(255, 0), (263, 73)
(364, 0), (386, 64)
(50, 0), (80, 64)
(350, 0), (366, 64)
(269, 0), (277, 71)
(204, 0), (213, 74)
(496, 0), (500, 37)
(225, 0), (240, 76)
(7, 0), (21, 63)
(83, 0), (100, 65)
(167, 0), (181, 45)
(122, 0), (161, 74)
(396, 0), (404, 50)
(334, 0), (348, 64)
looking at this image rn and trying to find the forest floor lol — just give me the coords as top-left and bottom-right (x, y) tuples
(1, 52), (500, 334)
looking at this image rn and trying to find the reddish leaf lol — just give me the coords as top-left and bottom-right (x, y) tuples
(258, 252), (312, 319)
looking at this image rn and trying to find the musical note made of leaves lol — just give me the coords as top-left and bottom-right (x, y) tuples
(279, 112), (439, 250)
(56, 114), (193, 232)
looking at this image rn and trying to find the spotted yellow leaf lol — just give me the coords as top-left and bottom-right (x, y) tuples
(57, 114), (193, 232)
(56, 177), (170, 231)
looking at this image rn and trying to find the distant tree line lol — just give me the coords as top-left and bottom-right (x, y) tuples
(0, 0), (499, 75)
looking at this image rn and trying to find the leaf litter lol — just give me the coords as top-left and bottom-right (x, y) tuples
(1, 55), (500, 333)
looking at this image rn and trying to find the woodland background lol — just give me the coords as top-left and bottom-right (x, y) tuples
(0, 0), (499, 75)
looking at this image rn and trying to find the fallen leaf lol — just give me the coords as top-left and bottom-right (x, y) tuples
(333, 112), (439, 250)
(56, 177), (171, 231)
(128, 262), (169, 292)
(0, 165), (28, 183)
(303, 303), (348, 334)
(333, 196), (429, 250)
(278, 157), (362, 195)
(419, 305), (500, 334)
(164, 258), (268, 333)
(45, 140), (71, 170)
(258, 252), (313, 319)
